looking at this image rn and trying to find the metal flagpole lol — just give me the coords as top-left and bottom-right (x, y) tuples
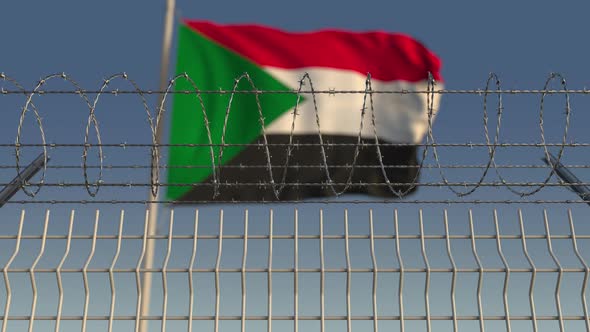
(140, 0), (176, 330)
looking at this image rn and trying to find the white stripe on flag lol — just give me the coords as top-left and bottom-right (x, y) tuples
(264, 67), (441, 144)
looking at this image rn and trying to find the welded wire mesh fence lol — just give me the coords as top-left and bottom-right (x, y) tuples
(1, 72), (590, 331)
(2, 208), (590, 332)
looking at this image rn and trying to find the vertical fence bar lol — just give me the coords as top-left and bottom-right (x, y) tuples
(268, 209), (273, 332)
(419, 210), (431, 332)
(55, 210), (75, 332)
(108, 211), (124, 332)
(568, 210), (590, 330)
(319, 209), (325, 332)
(82, 211), (99, 332)
(344, 209), (352, 332)
(214, 210), (223, 332)
(28, 210), (49, 332)
(2, 210), (24, 332)
(493, 210), (511, 332)
(369, 210), (379, 332)
(469, 210), (485, 332)
(135, 211), (150, 332)
(519, 210), (538, 332)
(294, 209), (299, 332)
(241, 210), (248, 332)
(394, 210), (404, 332)
(443, 210), (458, 332)
(543, 210), (564, 332)
(161, 210), (174, 332)
(188, 210), (199, 332)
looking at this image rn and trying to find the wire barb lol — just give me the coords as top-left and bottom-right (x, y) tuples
(1, 72), (586, 203)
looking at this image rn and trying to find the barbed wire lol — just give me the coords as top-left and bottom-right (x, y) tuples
(3, 143), (590, 147)
(1, 71), (585, 203)
(2, 200), (590, 204)
(3, 89), (590, 95)
(6, 181), (590, 187)
(0, 163), (588, 169)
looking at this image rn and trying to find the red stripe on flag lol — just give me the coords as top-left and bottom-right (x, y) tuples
(184, 20), (442, 82)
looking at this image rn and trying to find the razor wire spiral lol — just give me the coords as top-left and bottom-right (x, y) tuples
(0, 71), (585, 203)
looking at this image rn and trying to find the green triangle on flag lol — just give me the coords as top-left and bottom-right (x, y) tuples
(167, 24), (300, 201)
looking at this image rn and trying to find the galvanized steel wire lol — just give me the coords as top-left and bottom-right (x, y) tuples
(0, 72), (586, 203)
(0, 208), (589, 331)
(2, 72), (590, 332)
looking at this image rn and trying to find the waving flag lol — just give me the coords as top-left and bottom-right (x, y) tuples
(167, 20), (442, 202)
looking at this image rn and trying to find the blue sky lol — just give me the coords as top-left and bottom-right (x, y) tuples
(4, 1), (590, 84)
(2, 1), (590, 331)
(2, 0), (590, 206)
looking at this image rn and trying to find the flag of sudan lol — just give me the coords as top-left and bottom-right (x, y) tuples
(167, 20), (443, 202)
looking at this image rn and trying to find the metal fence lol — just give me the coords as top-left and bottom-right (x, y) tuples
(2, 208), (590, 332)
(1, 73), (590, 331)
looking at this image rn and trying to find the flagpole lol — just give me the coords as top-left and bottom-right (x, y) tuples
(141, 0), (176, 330)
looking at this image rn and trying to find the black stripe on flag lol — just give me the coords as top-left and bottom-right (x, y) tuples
(175, 135), (419, 202)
